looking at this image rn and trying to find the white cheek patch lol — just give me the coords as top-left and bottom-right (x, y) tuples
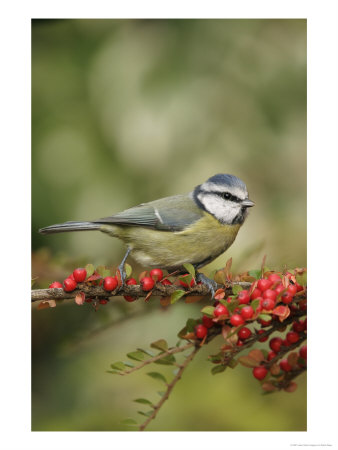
(197, 192), (241, 223)
(201, 182), (247, 200)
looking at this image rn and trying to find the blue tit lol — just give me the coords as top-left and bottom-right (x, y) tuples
(39, 174), (254, 293)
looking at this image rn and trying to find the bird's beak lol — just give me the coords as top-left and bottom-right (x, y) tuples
(242, 198), (255, 207)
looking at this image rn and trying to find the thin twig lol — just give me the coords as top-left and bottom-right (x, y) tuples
(118, 343), (195, 376)
(31, 281), (252, 303)
(139, 344), (200, 431)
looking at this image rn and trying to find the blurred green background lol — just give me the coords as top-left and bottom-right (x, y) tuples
(32, 19), (307, 431)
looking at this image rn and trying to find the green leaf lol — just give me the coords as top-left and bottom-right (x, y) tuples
(85, 263), (95, 278)
(133, 398), (154, 407)
(227, 358), (238, 369)
(258, 313), (272, 322)
(232, 285), (243, 295)
(154, 354), (176, 365)
(201, 306), (215, 317)
(147, 372), (167, 384)
(157, 391), (166, 397)
(251, 298), (261, 312)
(186, 318), (198, 332)
(296, 272), (307, 287)
(110, 361), (126, 371)
(127, 351), (146, 361)
(123, 361), (135, 368)
(125, 263), (133, 279)
(137, 410), (153, 417)
(227, 299), (239, 313)
(137, 348), (155, 357)
(248, 269), (261, 279)
(96, 265), (107, 277)
(171, 290), (186, 304)
(121, 418), (138, 425)
(183, 263), (195, 278)
(211, 365), (226, 375)
(150, 339), (168, 352)
(106, 370), (120, 375)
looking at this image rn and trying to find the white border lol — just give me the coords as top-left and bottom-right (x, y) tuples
(1, 1), (338, 449)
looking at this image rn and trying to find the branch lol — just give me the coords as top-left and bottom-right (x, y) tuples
(31, 281), (252, 303)
(117, 342), (195, 376)
(139, 344), (200, 431)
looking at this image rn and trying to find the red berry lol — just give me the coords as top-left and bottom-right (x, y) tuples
(268, 273), (282, 283)
(161, 279), (172, 285)
(99, 299), (108, 305)
(73, 268), (87, 283)
(238, 327), (252, 340)
(252, 366), (268, 380)
(282, 338), (290, 347)
(292, 320), (306, 332)
(124, 295), (137, 302)
(263, 289), (277, 302)
(195, 324), (208, 339)
(69, 273), (76, 281)
(260, 297), (275, 311)
(213, 303), (229, 318)
(295, 282), (303, 292)
(286, 331), (299, 344)
(257, 330), (268, 342)
(202, 315), (214, 328)
(85, 298), (93, 303)
(149, 268), (163, 282)
(281, 292), (293, 304)
(238, 290), (250, 304)
(299, 345), (307, 359)
(103, 276), (118, 291)
(230, 314), (245, 327)
(267, 351), (276, 361)
(299, 299), (307, 311)
(49, 281), (63, 289)
(280, 359), (292, 372)
(287, 284), (297, 296)
(257, 278), (272, 292)
(179, 274), (195, 288)
(140, 276), (155, 291)
(240, 305), (254, 320)
(237, 339), (244, 346)
(63, 277), (77, 292)
(250, 288), (262, 300)
(269, 337), (283, 353)
(275, 283), (286, 296)
(259, 317), (272, 327)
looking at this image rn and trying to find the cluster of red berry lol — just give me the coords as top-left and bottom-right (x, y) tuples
(48, 267), (169, 305)
(193, 271), (306, 387)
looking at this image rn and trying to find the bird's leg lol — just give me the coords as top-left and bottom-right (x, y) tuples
(195, 271), (218, 299)
(118, 247), (131, 284)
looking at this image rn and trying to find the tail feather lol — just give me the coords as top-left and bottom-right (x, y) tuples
(39, 221), (101, 235)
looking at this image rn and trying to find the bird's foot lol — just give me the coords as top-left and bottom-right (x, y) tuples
(196, 272), (218, 299)
(117, 247), (131, 285)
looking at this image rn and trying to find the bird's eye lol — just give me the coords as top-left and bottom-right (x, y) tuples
(222, 192), (231, 200)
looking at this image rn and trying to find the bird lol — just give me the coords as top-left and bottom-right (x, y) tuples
(39, 174), (254, 295)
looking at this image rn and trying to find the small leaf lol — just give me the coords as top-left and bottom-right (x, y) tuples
(150, 339), (168, 352)
(287, 352), (299, 368)
(284, 381), (298, 393)
(170, 290), (186, 304)
(238, 355), (258, 368)
(134, 398), (153, 407)
(125, 263), (132, 278)
(123, 361), (135, 368)
(157, 391), (166, 397)
(160, 296), (171, 307)
(248, 349), (265, 362)
(137, 348), (154, 357)
(211, 365), (226, 375)
(154, 354), (176, 365)
(137, 410), (153, 417)
(127, 351), (146, 361)
(262, 382), (278, 392)
(85, 263), (95, 278)
(183, 263), (195, 278)
(110, 361), (126, 371)
(232, 285), (243, 295)
(270, 363), (281, 375)
(37, 301), (51, 310)
(186, 318), (198, 332)
(251, 298), (261, 312)
(248, 269), (261, 279)
(227, 358), (238, 369)
(296, 272), (307, 287)
(214, 270), (226, 285)
(224, 257), (233, 280)
(121, 418), (138, 425)
(106, 370), (120, 375)
(201, 306), (215, 317)
(258, 313), (272, 322)
(214, 288), (225, 300)
(147, 372), (167, 383)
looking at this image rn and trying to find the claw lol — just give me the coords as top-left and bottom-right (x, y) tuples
(196, 272), (217, 299)
(118, 247), (131, 285)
